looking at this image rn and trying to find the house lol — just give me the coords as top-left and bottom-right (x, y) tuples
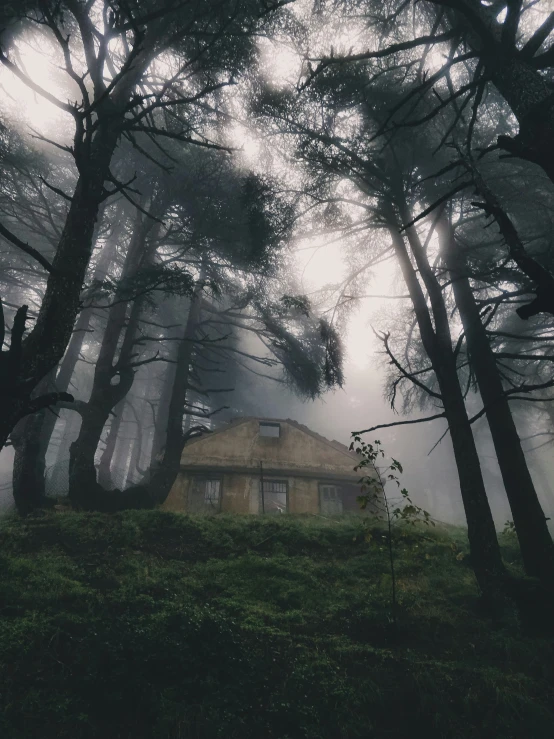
(162, 417), (381, 516)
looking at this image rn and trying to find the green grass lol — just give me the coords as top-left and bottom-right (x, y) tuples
(0, 510), (552, 738)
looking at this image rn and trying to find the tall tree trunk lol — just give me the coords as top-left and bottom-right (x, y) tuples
(530, 456), (554, 515)
(145, 283), (204, 504)
(439, 213), (554, 583)
(69, 209), (160, 507)
(111, 409), (132, 489)
(385, 197), (506, 599)
(48, 407), (81, 494)
(9, 217), (122, 510)
(10, 370), (57, 514)
(126, 419), (143, 487)
(0, 27), (155, 451)
(53, 213), (125, 397)
(0, 125), (123, 450)
(149, 349), (177, 470)
(97, 400), (125, 489)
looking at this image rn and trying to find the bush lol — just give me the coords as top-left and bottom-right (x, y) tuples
(0, 511), (552, 738)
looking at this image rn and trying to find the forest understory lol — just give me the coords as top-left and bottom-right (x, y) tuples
(0, 512), (553, 739)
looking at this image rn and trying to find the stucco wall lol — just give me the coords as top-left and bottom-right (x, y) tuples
(221, 473), (251, 514)
(288, 476), (319, 514)
(179, 419), (362, 478)
(161, 418), (381, 515)
(162, 473), (191, 512)
(162, 472), (368, 515)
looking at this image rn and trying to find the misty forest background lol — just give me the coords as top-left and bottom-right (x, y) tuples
(0, 0), (554, 585)
(1, 0), (554, 527)
(1, 0), (554, 736)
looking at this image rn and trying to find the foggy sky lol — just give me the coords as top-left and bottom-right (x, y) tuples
(0, 17), (553, 527)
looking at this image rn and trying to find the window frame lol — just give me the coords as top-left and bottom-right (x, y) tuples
(259, 422), (281, 438)
(259, 478), (288, 514)
(189, 476), (222, 514)
(319, 483), (343, 515)
(203, 479), (222, 510)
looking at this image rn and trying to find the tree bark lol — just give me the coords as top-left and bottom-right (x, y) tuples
(145, 286), (203, 504)
(111, 409), (132, 489)
(97, 400), (125, 489)
(385, 199), (506, 599)
(126, 418), (144, 487)
(148, 346), (177, 471)
(9, 217), (122, 509)
(68, 209), (158, 507)
(10, 370), (57, 514)
(468, 165), (554, 320)
(492, 58), (554, 182)
(0, 19), (156, 451)
(439, 213), (554, 583)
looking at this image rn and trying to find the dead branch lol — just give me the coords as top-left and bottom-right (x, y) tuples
(353, 412), (447, 436)
(0, 221), (55, 273)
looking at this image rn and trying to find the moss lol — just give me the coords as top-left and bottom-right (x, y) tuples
(0, 511), (553, 738)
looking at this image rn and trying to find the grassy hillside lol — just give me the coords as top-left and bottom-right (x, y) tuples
(0, 511), (553, 738)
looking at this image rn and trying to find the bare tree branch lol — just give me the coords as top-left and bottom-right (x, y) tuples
(353, 412), (447, 436)
(374, 328), (443, 401)
(520, 10), (554, 59)
(0, 221), (55, 273)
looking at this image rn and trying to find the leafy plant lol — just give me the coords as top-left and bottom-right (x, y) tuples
(502, 520), (517, 537)
(1, 511), (553, 738)
(350, 434), (434, 636)
(280, 294), (311, 317)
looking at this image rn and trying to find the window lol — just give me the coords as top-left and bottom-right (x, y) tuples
(204, 480), (221, 509)
(319, 484), (343, 515)
(189, 478), (221, 514)
(260, 479), (287, 513)
(259, 422), (280, 438)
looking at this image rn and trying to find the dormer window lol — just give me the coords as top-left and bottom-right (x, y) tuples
(259, 421), (280, 438)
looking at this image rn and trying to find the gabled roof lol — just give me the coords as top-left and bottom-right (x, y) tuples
(184, 416), (358, 461)
(179, 416), (370, 481)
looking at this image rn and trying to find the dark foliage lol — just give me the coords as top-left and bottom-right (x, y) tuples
(0, 512), (553, 738)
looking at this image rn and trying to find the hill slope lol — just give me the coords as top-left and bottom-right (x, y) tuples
(0, 511), (553, 738)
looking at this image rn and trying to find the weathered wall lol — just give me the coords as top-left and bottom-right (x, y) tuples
(162, 472), (321, 515)
(222, 473), (251, 514)
(162, 472), (191, 512)
(163, 473), (253, 514)
(161, 418), (381, 515)
(287, 476), (318, 514)
(179, 419), (364, 478)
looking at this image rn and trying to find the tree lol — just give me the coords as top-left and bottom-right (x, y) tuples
(298, 1), (554, 318)
(57, 143), (343, 509)
(0, 0), (285, 449)
(251, 81), (509, 598)
(304, 1), (554, 182)
(9, 201), (123, 512)
(439, 207), (554, 582)
(68, 192), (171, 505)
(263, 15), (554, 588)
(425, 0), (554, 181)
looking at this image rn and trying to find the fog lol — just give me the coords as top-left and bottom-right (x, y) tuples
(5, 6), (554, 736)
(1, 1), (553, 534)
(3, 260), (552, 525)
